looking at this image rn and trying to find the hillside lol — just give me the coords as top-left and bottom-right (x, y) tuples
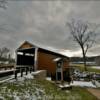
(70, 56), (97, 63)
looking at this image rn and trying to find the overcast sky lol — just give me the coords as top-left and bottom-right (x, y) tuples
(0, 0), (100, 57)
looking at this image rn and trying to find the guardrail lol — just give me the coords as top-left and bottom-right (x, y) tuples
(0, 64), (15, 70)
(0, 69), (15, 78)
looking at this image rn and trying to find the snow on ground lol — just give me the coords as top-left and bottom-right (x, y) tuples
(0, 69), (15, 73)
(95, 81), (100, 88)
(24, 73), (34, 79)
(0, 70), (43, 83)
(0, 70), (98, 100)
(31, 70), (42, 75)
(58, 81), (96, 88)
(91, 66), (100, 69)
(70, 81), (96, 88)
(59, 84), (70, 88)
(46, 77), (51, 81)
(8, 73), (34, 83)
(0, 72), (46, 100)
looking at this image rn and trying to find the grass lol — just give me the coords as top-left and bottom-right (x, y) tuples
(71, 64), (100, 73)
(0, 78), (98, 100)
(34, 79), (97, 100)
(71, 87), (98, 100)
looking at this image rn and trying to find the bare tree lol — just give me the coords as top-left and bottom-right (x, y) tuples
(0, 1), (8, 58)
(0, 0), (7, 9)
(0, 47), (10, 59)
(67, 19), (98, 71)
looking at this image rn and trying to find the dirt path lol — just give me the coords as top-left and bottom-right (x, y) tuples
(87, 88), (100, 100)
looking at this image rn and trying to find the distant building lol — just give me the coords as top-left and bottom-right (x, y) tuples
(15, 41), (70, 81)
(95, 56), (100, 65)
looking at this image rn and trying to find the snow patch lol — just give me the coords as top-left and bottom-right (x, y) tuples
(46, 77), (51, 81)
(70, 81), (96, 88)
(91, 66), (100, 69)
(24, 73), (34, 79)
(95, 81), (100, 88)
(31, 70), (42, 75)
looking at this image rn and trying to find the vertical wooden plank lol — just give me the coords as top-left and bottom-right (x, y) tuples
(14, 50), (18, 79)
(15, 50), (18, 66)
(61, 61), (63, 82)
(26, 67), (28, 75)
(56, 68), (58, 81)
(34, 48), (38, 71)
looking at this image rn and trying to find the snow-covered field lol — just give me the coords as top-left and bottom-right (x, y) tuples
(1, 73), (82, 100)
(0, 72), (98, 100)
(0, 73), (47, 100)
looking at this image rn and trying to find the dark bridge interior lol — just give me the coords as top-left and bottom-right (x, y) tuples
(17, 54), (34, 65)
(16, 48), (35, 66)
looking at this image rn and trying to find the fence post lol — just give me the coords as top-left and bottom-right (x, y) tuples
(21, 68), (23, 77)
(15, 70), (17, 79)
(26, 67), (28, 75)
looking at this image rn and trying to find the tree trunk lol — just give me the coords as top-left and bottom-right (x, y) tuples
(82, 46), (87, 71)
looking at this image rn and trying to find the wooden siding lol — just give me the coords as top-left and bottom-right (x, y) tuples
(38, 51), (69, 75)
(18, 41), (34, 50)
(63, 61), (70, 71)
(38, 51), (56, 74)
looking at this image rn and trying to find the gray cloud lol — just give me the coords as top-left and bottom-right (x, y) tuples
(0, 1), (100, 57)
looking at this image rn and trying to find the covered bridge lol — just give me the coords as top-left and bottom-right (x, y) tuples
(15, 41), (70, 81)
